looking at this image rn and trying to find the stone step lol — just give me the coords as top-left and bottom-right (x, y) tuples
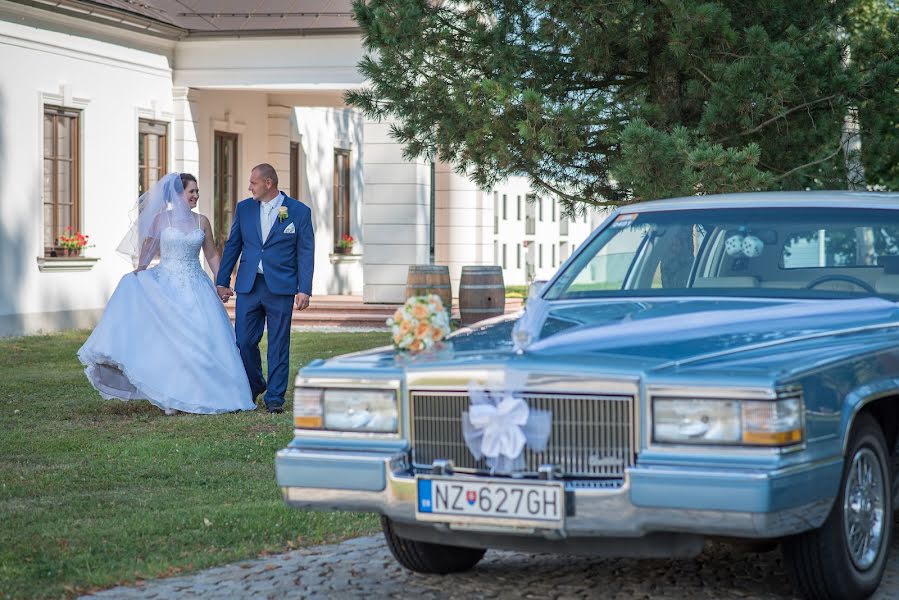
(224, 295), (524, 328)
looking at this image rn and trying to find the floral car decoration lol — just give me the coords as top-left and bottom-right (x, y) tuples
(387, 294), (450, 352)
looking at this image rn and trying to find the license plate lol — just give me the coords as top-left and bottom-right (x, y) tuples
(416, 476), (564, 527)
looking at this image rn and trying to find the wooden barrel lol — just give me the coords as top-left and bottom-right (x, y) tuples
(405, 264), (452, 311)
(459, 265), (505, 326)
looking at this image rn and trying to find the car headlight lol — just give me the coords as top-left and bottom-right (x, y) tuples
(653, 397), (802, 446)
(294, 387), (324, 429)
(293, 387), (398, 433)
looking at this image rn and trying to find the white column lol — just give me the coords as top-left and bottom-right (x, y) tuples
(267, 104), (291, 178)
(362, 118), (431, 303)
(434, 162), (494, 298)
(171, 87), (199, 177)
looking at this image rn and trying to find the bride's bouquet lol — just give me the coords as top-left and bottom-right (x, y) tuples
(388, 295), (451, 352)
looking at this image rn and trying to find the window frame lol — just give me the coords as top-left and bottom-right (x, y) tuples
(213, 130), (239, 251)
(138, 118), (168, 198)
(42, 105), (81, 256)
(333, 148), (352, 252)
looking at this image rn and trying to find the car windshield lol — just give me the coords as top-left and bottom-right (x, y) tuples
(545, 207), (899, 301)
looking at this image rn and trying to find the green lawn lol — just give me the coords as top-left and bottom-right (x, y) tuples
(0, 330), (388, 599)
(505, 285), (529, 299)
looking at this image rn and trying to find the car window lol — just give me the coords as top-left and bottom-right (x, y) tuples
(782, 227), (899, 269)
(544, 207), (899, 301)
(565, 224), (647, 292)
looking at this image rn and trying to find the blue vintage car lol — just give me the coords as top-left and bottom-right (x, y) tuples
(277, 191), (899, 600)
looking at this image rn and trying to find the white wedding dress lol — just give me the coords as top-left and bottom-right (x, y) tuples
(78, 227), (255, 414)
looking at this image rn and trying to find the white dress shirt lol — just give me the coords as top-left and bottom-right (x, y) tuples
(258, 193), (284, 274)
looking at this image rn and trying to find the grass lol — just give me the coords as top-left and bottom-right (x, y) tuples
(0, 330), (389, 599)
(505, 285), (529, 299)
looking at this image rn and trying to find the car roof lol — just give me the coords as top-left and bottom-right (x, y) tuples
(617, 191), (899, 214)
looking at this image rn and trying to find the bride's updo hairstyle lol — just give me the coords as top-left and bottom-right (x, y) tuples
(180, 173), (197, 189)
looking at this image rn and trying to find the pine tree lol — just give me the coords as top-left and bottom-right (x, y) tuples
(347, 0), (898, 208)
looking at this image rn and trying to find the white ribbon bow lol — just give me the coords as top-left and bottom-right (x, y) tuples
(462, 378), (552, 474)
(468, 397), (530, 461)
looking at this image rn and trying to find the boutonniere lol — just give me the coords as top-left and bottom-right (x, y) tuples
(278, 206), (288, 223)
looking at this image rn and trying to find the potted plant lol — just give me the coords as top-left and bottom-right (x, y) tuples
(336, 233), (355, 255)
(57, 227), (93, 257)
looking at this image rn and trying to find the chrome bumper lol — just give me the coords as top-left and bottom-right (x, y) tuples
(276, 447), (839, 540)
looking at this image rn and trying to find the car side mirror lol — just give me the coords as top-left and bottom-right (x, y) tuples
(529, 280), (548, 299)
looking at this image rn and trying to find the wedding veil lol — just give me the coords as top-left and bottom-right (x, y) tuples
(117, 173), (199, 267)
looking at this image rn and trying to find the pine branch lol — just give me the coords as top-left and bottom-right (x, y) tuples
(774, 145), (844, 181)
(720, 93), (843, 143)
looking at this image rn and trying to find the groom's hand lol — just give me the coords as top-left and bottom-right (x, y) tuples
(216, 286), (233, 303)
(294, 293), (310, 311)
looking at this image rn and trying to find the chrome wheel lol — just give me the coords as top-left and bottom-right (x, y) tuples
(842, 446), (886, 570)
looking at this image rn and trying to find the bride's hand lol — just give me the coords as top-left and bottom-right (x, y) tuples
(216, 286), (233, 303)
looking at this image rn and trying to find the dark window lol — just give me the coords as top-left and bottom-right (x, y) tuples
(334, 149), (351, 251)
(525, 194), (536, 235)
(138, 119), (167, 197)
(213, 131), (238, 251)
(539, 243), (544, 268)
(502, 194), (508, 220)
(516, 243), (521, 268)
(502, 243), (507, 269)
(539, 198), (543, 221)
(290, 142), (300, 200)
(517, 195), (522, 220)
(493, 191), (499, 234)
(43, 106), (80, 255)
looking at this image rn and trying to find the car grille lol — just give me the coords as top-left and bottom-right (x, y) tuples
(410, 391), (635, 478)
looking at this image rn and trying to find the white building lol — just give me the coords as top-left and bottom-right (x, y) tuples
(0, 0), (600, 337)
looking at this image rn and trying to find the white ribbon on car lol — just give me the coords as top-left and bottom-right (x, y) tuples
(511, 293), (551, 353)
(462, 375), (552, 474)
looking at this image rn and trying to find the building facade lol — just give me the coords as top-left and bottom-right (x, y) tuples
(0, 0), (601, 337)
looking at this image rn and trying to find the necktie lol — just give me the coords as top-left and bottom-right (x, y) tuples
(263, 203), (275, 240)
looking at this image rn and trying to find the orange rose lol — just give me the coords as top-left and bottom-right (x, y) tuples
(412, 302), (429, 320)
(415, 322), (431, 339)
(433, 327), (445, 341)
(393, 332), (404, 345)
(393, 308), (404, 322)
(399, 320), (412, 335)
(409, 339), (423, 352)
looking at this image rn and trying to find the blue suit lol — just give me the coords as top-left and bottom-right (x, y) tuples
(217, 195), (314, 409)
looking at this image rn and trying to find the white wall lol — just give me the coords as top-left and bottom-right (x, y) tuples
(0, 15), (175, 336)
(174, 34), (365, 90)
(434, 163), (493, 295)
(294, 106), (365, 296)
(362, 119), (431, 303)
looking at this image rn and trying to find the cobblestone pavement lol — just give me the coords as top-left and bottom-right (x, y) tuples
(82, 533), (899, 600)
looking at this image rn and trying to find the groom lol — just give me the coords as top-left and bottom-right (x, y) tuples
(216, 164), (314, 414)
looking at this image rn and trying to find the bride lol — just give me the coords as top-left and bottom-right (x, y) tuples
(78, 172), (255, 415)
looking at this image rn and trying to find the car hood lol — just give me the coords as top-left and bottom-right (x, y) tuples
(316, 296), (899, 377)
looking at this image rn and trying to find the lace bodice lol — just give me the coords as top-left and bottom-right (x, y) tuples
(155, 228), (206, 287)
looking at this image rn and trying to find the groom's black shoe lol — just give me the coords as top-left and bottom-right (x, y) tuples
(252, 387), (267, 405)
(266, 405), (284, 414)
